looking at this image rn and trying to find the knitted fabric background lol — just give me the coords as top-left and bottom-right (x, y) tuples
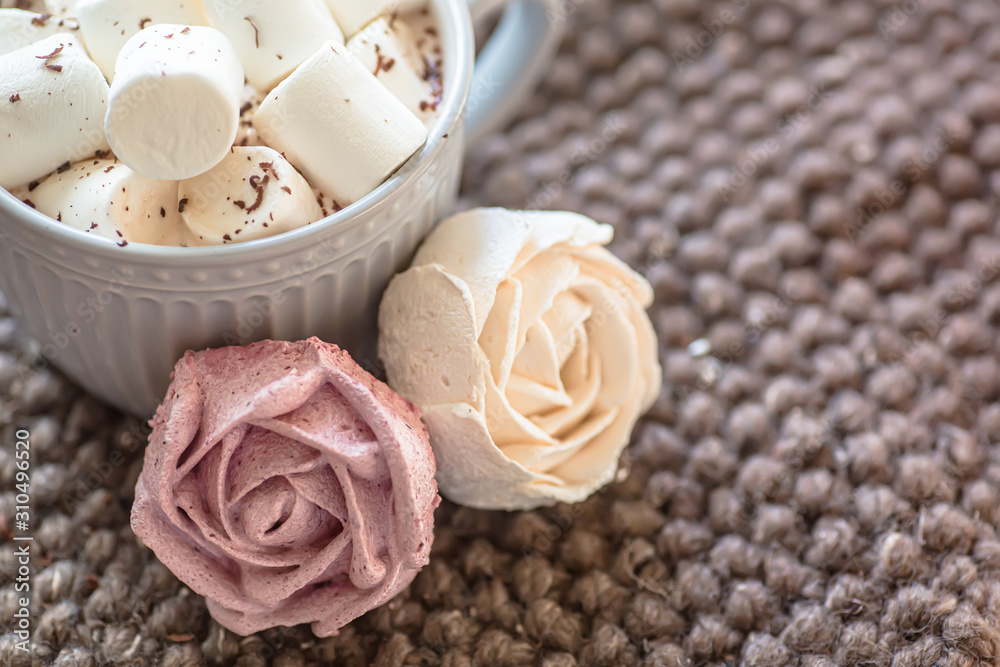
(3, 0), (1000, 663)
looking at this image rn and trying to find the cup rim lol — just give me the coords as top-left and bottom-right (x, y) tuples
(0, 0), (475, 265)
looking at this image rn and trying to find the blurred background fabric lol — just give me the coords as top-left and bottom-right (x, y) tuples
(4, 0), (1000, 663)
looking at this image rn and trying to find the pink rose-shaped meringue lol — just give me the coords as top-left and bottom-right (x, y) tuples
(130, 338), (439, 637)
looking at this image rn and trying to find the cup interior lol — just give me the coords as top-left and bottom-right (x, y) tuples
(0, 0), (476, 265)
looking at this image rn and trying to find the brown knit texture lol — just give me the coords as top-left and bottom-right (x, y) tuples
(4, 0), (1000, 663)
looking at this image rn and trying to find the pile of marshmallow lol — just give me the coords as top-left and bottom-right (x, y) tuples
(0, 0), (441, 246)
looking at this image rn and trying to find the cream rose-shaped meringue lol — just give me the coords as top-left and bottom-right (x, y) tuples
(378, 208), (662, 511)
(130, 338), (439, 636)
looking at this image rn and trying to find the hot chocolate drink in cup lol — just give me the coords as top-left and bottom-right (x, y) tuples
(1, 0), (445, 246)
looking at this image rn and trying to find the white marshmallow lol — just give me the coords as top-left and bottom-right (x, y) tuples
(178, 146), (323, 245)
(75, 0), (209, 79)
(0, 33), (110, 189)
(323, 0), (424, 38)
(30, 158), (189, 245)
(347, 16), (439, 124)
(200, 0), (343, 91)
(0, 9), (70, 56)
(42, 0), (77, 16)
(253, 42), (427, 206)
(105, 24), (244, 181)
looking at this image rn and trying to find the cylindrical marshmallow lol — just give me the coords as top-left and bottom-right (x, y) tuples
(0, 33), (110, 189)
(75, 0), (209, 79)
(178, 146), (323, 245)
(347, 16), (439, 124)
(253, 42), (427, 206)
(201, 0), (343, 91)
(323, 0), (425, 38)
(105, 24), (245, 181)
(43, 0), (78, 16)
(29, 158), (190, 245)
(0, 9), (70, 56)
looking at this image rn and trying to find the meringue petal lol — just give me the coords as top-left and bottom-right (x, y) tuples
(199, 424), (249, 542)
(485, 373), (555, 447)
(543, 291), (593, 366)
(315, 341), (438, 565)
(521, 211), (616, 258)
(174, 473), (228, 552)
(379, 264), (486, 410)
(421, 402), (563, 511)
(238, 477), (333, 548)
(175, 470), (324, 569)
(574, 244), (655, 308)
(479, 278), (521, 390)
(132, 476), (245, 610)
(561, 327), (590, 390)
(550, 392), (645, 487)
(503, 407), (619, 473)
(207, 558), (409, 638)
(226, 427), (324, 503)
(192, 345), (329, 447)
(532, 351), (603, 438)
(511, 252), (579, 350)
(572, 277), (640, 412)
(147, 353), (205, 493)
(629, 290), (663, 412)
(239, 530), (351, 608)
(254, 383), (389, 481)
(286, 467), (349, 522)
(337, 468), (389, 590)
(505, 375), (572, 417)
(575, 244), (661, 409)
(511, 320), (563, 391)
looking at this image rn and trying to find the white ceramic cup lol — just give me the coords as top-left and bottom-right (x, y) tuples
(0, 0), (563, 416)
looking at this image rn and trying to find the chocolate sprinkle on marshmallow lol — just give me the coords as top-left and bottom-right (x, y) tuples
(178, 146), (320, 244)
(0, 33), (108, 189)
(200, 0), (342, 91)
(35, 45), (63, 59)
